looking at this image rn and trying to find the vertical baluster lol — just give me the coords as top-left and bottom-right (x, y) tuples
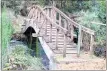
(52, 9), (56, 23)
(46, 8), (48, 16)
(38, 11), (40, 22)
(45, 8), (47, 15)
(71, 23), (74, 41)
(63, 33), (67, 57)
(77, 25), (82, 57)
(64, 19), (67, 29)
(45, 19), (47, 36)
(50, 8), (53, 18)
(59, 14), (61, 26)
(36, 8), (38, 19)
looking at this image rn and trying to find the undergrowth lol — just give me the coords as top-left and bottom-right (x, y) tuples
(3, 45), (43, 70)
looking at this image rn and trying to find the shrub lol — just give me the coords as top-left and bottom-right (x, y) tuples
(94, 43), (106, 58)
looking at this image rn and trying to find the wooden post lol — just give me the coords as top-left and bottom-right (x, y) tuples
(90, 35), (94, 55)
(55, 29), (58, 50)
(63, 34), (67, 57)
(80, 31), (83, 47)
(77, 25), (82, 57)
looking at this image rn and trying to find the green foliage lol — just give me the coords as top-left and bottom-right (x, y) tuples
(1, 8), (14, 68)
(2, 0), (21, 17)
(74, 10), (106, 44)
(2, 8), (14, 53)
(97, 1), (106, 24)
(3, 45), (43, 70)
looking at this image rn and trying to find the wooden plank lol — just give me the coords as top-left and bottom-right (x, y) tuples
(77, 25), (82, 57)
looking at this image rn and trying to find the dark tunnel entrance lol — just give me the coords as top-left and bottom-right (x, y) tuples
(24, 27), (40, 57)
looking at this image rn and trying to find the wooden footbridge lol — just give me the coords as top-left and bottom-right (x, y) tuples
(21, 5), (95, 69)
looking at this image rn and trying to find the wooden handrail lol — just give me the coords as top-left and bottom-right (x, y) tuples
(43, 6), (95, 35)
(35, 5), (68, 33)
(52, 7), (95, 35)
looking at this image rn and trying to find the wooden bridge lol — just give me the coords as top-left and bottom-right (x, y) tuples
(21, 5), (95, 62)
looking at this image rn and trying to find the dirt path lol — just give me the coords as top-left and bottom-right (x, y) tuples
(54, 52), (106, 70)
(56, 58), (106, 70)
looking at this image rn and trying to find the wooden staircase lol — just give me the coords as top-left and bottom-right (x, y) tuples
(22, 5), (95, 58)
(45, 22), (77, 55)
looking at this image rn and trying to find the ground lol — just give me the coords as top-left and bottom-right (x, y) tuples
(56, 59), (105, 70)
(54, 52), (106, 70)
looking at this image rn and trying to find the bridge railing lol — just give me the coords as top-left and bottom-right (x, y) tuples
(26, 5), (95, 57)
(43, 6), (95, 56)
